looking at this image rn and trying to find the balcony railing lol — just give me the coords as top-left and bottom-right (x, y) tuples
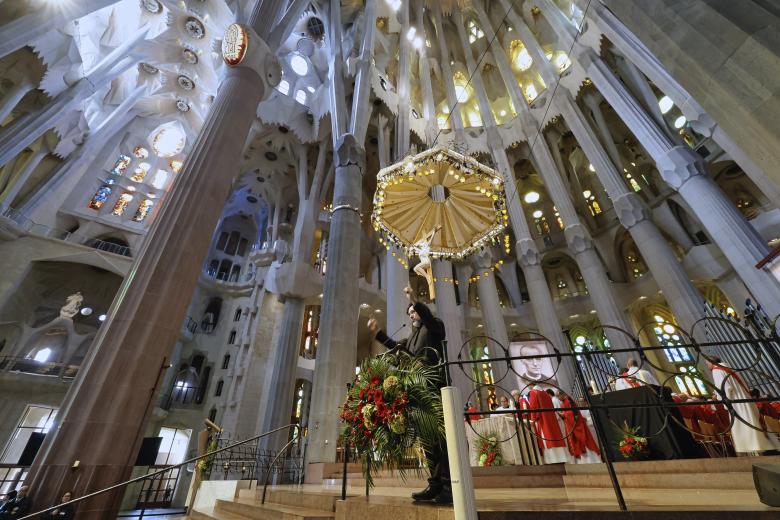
(0, 356), (78, 379)
(1, 207), (132, 257)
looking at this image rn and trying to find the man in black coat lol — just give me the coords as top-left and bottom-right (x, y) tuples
(368, 286), (452, 504)
(0, 486), (31, 519)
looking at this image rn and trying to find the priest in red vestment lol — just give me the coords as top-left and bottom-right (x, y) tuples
(560, 393), (601, 463)
(528, 385), (569, 463)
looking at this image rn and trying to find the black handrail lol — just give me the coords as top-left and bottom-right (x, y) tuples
(260, 425), (303, 504)
(19, 423), (300, 520)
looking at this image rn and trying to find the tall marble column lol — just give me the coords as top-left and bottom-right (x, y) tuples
(535, 0), (780, 317)
(385, 0), (411, 335)
(258, 143), (329, 452)
(306, 0), (377, 463)
(578, 49), (780, 318)
(473, 252), (510, 384)
(588, 2), (780, 204)
(431, 4), (465, 140)
(451, 8), (576, 390)
(432, 260), (470, 395)
(257, 296), (305, 450)
(556, 92), (705, 331)
(24, 6), (286, 515)
(306, 136), (364, 463)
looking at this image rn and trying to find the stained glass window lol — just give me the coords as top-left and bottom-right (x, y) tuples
(133, 199), (154, 222)
(151, 170), (168, 189)
(133, 146), (149, 159)
(88, 184), (113, 210)
(112, 193), (134, 216)
(170, 160), (183, 173)
(110, 154), (131, 176)
(130, 162), (151, 183)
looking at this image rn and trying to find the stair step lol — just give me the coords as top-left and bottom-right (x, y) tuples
(473, 474), (564, 488)
(216, 498), (336, 520)
(261, 489), (342, 512)
(191, 506), (252, 520)
(563, 471), (755, 489)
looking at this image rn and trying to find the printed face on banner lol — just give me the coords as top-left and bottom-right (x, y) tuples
(510, 341), (554, 384)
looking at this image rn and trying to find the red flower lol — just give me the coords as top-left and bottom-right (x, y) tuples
(370, 376), (380, 387)
(374, 391), (384, 404)
(358, 389), (365, 399)
(624, 436), (634, 444)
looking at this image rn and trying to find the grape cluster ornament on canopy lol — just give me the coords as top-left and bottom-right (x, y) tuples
(371, 147), (509, 298)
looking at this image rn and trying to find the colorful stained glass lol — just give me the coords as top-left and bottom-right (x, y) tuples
(110, 154), (131, 176)
(112, 193), (134, 216)
(88, 185), (113, 210)
(170, 160), (183, 173)
(130, 163), (150, 182)
(133, 199), (154, 222)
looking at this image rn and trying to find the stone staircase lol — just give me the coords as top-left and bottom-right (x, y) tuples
(563, 455), (780, 490)
(317, 462), (429, 489)
(191, 488), (341, 520)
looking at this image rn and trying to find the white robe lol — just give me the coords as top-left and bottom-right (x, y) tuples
(628, 366), (660, 386)
(550, 396), (575, 464)
(712, 366), (780, 453)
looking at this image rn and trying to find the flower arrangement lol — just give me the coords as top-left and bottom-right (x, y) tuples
(476, 433), (503, 467)
(196, 435), (219, 473)
(616, 422), (650, 460)
(340, 354), (444, 486)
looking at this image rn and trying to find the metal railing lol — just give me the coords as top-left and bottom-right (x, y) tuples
(0, 355), (79, 379)
(1, 207), (132, 257)
(182, 316), (198, 335)
(437, 314), (780, 512)
(17, 424), (301, 520)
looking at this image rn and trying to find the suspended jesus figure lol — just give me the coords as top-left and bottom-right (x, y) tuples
(412, 225), (442, 300)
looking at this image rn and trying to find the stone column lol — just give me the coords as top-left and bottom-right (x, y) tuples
(0, 0), (118, 59)
(582, 93), (625, 170)
(588, 2), (780, 204)
(0, 142), (48, 210)
(431, 3), (465, 140)
(0, 24), (147, 166)
(385, 0), (411, 335)
(416, 2), (437, 143)
(0, 78), (34, 126)
(450, 9), (579, 391)
(491, 138), (576, 393)
(556, 92), (705, 331)
(306, 135), (364, 463)
(305, 0), (373, 460)
(24, 10), (283, 516)
(257, 295), (305, 451)
(578, 49), (780, 318)
(432, 260), (470, 396)
(473, 252), (510, 385)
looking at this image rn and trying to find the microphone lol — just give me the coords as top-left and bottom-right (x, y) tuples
(380, 323), (406, 348)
